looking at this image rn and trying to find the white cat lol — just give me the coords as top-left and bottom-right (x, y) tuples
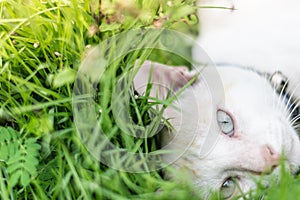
(134, 1), (300, 198)
(190, 1), (300, 196)
(134, 60), (300, 199)
(134, 0), (300, 198)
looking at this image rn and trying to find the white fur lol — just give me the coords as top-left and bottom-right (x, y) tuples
(172, 66), (300, 198)
(134, 61), (300, 199)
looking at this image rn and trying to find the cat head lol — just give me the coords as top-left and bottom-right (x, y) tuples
(134, 61), (300, 199)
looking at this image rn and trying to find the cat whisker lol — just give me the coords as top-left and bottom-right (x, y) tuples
(279, 97), (289, 117)
(292, 123), (300, 129)
(285, 82), (300, 120)
(290, 114), (300, 127)
(276, 77), (290, 114)
(287, 100), (300, 121)
(286, 82), (300, 103)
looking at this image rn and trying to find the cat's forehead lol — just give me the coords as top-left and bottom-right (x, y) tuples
(217, 67), (276, 105)
(217, 67), (269, 90)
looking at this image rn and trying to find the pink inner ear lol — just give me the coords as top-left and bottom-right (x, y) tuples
(134, 60), (196, 99)
(169, 66), (196, 88)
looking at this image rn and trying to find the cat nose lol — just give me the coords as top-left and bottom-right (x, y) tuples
(260, 144), (280, 173)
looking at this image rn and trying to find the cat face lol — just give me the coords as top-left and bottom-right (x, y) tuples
(134, 61), (300, 199)
(167, 66), (300, 199)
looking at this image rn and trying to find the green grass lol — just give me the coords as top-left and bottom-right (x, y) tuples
(0, 0), (300, 199)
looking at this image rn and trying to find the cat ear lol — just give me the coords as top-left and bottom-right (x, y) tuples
(133, 60), (196, 99)
(269, 71), (288, 93)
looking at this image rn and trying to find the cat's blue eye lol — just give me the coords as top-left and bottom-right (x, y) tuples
(217, 110), (234, 137)
(220, 177), (237, 199)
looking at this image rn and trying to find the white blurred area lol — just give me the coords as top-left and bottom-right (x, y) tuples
(193, 0), (300, 98)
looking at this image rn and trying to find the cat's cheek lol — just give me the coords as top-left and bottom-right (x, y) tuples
(237, 178), (259, 198)
(285, 129), (300, 173)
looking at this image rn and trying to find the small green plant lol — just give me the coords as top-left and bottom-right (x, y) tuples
(0, 126), (40, 189)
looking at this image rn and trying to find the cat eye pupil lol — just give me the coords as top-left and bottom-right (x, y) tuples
(217, 110), (234, 137)
(220, 177), (237, 199)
